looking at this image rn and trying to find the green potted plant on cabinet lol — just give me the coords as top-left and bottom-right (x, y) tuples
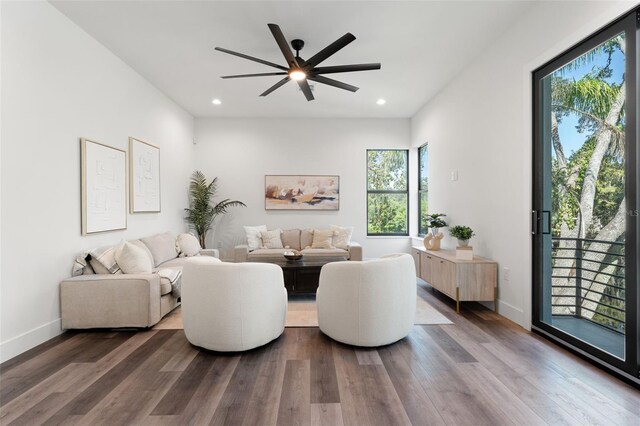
(449, 225), (475, 247)
(425, 213), (447, 236)
(423, 213), (447, 250)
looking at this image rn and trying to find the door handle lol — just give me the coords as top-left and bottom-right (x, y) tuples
(542, 210), (551, 235)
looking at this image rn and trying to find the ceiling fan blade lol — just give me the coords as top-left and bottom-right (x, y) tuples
(215, 47), (288, 71)
(267, 24), (299, 68)
(297, 80), (315, 101)
(221, 72), (288, 79)
(306, 33), (356, 67)
(308, 75), (359, 92)
(260, 77), (290, 96)
(313, 63), (381, 74)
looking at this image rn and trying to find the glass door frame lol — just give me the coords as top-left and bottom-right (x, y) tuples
(532, 8), (639, 383)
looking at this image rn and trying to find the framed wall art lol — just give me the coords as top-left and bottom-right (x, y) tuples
(265, 175), (340, 210)
(129, 137), (160, 213)
(81, 138), (127, 235)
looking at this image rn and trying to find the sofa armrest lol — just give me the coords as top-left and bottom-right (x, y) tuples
(234, 245), (249, 263)
(60, 274), (161, 329)
(199, 248), (219, 258)
(348, 242), (363, 261)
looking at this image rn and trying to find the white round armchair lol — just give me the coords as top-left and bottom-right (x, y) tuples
(181, 257), (287, 352)
(317, 253), (416, 347)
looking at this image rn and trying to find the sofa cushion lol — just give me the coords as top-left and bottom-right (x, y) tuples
(244, 225), (267, 251)
(157, 268), (182, 298)
(300, 229), (314, 249)
(281, 229), (301, 250)
(129, 240), (155, 266)
(330, 225), (354, 250)
(301, 248), (349, 259)
(261, 229), (284, 249)
(115, 242), (153, 274)
(159, 278), (172, 296)
(312, 229), (335, 249)
(176, 233), (201, 257)
(141, 233), (178, 267)
(247, 248), (290, 259)
(89, 245), (121, 274)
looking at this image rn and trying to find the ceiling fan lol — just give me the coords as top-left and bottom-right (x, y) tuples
(215, 24), (381, 101)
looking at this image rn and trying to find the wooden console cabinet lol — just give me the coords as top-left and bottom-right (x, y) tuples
(412, 247), (497, 313)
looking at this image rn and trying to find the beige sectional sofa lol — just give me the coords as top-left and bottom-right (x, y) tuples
(234, 228), (362, 262)
(60, 232), (218, 329)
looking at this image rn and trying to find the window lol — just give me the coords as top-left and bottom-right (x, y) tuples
(418, 143), (428, 236)
(367, 149), (409, 235)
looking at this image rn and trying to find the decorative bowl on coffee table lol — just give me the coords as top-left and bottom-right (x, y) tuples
(283, 251), (303, 261)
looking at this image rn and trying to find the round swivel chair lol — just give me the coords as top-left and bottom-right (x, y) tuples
(317, 253), (416, 347)
(182, 257), (287, 351)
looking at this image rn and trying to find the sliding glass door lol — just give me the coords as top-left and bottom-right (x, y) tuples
(533, 8), (638, 382)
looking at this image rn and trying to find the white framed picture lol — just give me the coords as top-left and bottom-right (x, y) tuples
(129, 137), (160, 213)
(81, 138), (127, 235)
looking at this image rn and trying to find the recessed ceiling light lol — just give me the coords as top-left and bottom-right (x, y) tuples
(376, 98), (386, 105)
(212, 98), (222, 105)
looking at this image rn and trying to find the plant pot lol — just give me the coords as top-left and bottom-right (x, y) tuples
(430, 227), (440, 237)
(457, 239), (469, 247)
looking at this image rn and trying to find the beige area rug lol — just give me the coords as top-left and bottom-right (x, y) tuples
(154, 293), (452, 330)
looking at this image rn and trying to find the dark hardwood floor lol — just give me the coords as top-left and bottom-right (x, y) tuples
(1, 282), (638, 425)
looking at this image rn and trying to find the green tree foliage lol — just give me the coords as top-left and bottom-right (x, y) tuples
(550, 34), (626, 330)
(367, 150), (407, 190)
(367, 150), (408, 234)
(551, 138), (624, 238)
(418, 145), (429, 234)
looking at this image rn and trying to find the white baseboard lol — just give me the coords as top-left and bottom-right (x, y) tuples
(497, 299), (526, 328)
(0, 318), (63, 363)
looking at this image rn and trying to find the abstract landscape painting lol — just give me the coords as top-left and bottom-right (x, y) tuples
(265, 175), (339, 210)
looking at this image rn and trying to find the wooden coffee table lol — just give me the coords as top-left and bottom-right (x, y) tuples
(249, 257), (346, 294)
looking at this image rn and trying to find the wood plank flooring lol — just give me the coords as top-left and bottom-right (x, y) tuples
(1, 282), (638, 425)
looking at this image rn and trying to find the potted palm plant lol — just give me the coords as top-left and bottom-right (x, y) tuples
(184, 171), (246, 248)
(449, 225), (475, 247)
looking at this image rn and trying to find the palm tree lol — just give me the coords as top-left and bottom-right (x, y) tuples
(549, 35), (626, 320)
(184, 171), (246, 248)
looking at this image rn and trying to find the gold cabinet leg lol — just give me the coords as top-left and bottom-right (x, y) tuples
(456, 288), (460, 313)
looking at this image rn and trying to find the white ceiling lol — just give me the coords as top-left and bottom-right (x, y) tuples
(50, 1), (536, 118)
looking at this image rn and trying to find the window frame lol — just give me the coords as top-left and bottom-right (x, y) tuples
(418, 143), (428, 237)
(366, 149), (409, 236)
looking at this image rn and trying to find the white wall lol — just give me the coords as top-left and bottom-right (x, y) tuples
(0, 1), (194, 362)
(194, 118), (412, 260)
(411, 0), (636, 328)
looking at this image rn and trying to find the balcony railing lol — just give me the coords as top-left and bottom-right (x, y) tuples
(551, 237), (625, 334)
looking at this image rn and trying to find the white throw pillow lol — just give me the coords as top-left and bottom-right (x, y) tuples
(244, 225), (267, 251)
(176, 233), (201, 257)
(330, 225), (354, 250)
(115, 242), (153, 274)
(261, 229), (284, 249)
(311, 229), (335, 249)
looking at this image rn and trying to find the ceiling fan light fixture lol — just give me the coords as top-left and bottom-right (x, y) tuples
(289, 69), (306, 81)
